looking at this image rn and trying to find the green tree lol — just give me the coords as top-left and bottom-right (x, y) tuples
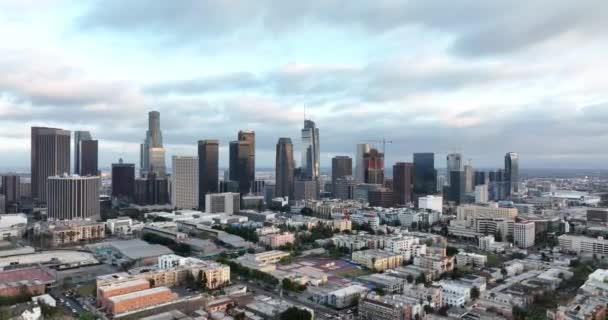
(79, 312), (96, 320)
(446, 246), (459, 257)
(470, 287), (480, 300)
(416, 274), (428, 285)
(406, 275), (414, 283)
(279, 307), (312, 320)
(300, 207), (314, 216)
(200, 270), (207, 289)
(500, 268), (508, 278)
(495, 230), (503, 242)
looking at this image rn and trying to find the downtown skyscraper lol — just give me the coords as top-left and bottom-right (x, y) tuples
(275, 138), (294, 199)
(363, 148), (384, 185)
(111, 159), (135, 201)
(301, 120), (320, 181)
(393, 162), (413, 205)
(198, 139), (219, 207)
(413, 153), (437, 197)
(230, 131), (255, 194)
(140, 111), (166, 177)
(355, 143), (371, 183)
(446, 153), (464, 186)
(31, 127), (71, 203)
(446, 153), (465, 204)
(505, 152), (520, 197)
(331, 156), (352, 194)
(47, 175), (100, 220)
(171, 156), (199, 209)
(74, 130), (91, 175)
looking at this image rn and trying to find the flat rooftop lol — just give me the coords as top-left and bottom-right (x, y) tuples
(109, 239), (174, 260)
(0, 266), (55, 285)
(99, 278), (149, 291)
(108, 286), (171, 303)
(0, 250), (98, 268)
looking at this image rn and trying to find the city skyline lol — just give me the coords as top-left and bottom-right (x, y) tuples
(1, 2), (608, 169)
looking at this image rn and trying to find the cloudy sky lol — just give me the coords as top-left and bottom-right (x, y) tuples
(1, 1), (607, 171)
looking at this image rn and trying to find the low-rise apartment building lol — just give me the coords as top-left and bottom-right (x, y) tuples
(36, 220), (106, 247)
(259, 232), (295, 249)
(352, 249), (403, 271)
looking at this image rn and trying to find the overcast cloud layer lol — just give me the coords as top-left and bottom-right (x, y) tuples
(1, 1), (607, 170)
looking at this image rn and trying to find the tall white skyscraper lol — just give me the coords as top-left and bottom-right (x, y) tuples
(355, 143), (371, 183)
(171, 156), (199, 209)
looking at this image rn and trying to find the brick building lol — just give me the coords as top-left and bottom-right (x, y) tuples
(97, 278), (150, 308)
(106, 286), (177, 315)
(0, 267), (55, 298)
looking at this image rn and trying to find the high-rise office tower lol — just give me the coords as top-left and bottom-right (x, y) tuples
(111, 159), (135, 200)
(74, 131), (92, 174)
(31, 127), (71, 202)
(474, 171), (487, 186)
(331, 156), (352, 194)
(363, 148), (384, 185)
(294, 179), (318, 201)
(475, 184), (489, 203)
(368, 188), (396, 208)
(275, 138), (294, 199)
(448, 171), (466, 205)
(505, 152), (519, 197)
(488, 169), (507, 201)
(205, 192), (240, 214)
(198, 140), (219, 207)
(334, 176), (357, 200)
(393, 162), (414, 206)
(436, 175), (447, 193)
(140, 111), (166, 177)
(171, 156), (199, 209)
(149, 148), (166, 177)
(230, 137), (255, 194)
(446, 153), (463, 186)
(464, 163), (474, 193)
(1, 175), (20, 212)
(80, 139), (98, 176)
(301, 120), (320, 181)
(148, 111), (162, 145)
(238, 130), (256, 190)
(134, 172), (169, 205)
(355, 144), (371, 183)
(252, 180), (266, 194)
(413, 153), (436, 197)
(47, 175), (100, 220)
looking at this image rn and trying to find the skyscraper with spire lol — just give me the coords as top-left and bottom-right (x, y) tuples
(301, 120), (320, 181)
(140, 111), (166, 177)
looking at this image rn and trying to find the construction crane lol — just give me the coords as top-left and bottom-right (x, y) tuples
(366, 138), (393, 155)
(365, 138), (393, 184)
